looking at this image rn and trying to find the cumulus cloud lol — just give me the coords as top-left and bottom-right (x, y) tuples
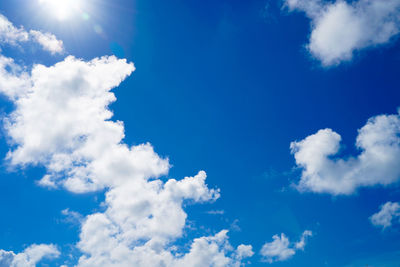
(76, 171), (226, 266)
(291, 110), (400, 195)
(0, 244), (60, 267)
(3, 55), (137, 192)
(284, 0), (400, 66)
(0, 21), (255, 265)
(370, 201), (400, 229)
(0, 14), (63, 54)
(260, 230), (312, 263)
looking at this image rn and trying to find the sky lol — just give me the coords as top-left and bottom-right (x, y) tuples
(0, 0), (400, 266)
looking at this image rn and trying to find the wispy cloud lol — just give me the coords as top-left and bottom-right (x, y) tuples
(370, 201), (400, 229)
(0, 14), (64, 54)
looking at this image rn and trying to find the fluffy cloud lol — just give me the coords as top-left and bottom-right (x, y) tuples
(235, 244), (254, 260)
(260, 234), (295, 263)
(260, 231), (312, 263)
(0, 244), (60, 267)
(370, 201), (400, 229)
(285, 0), (400, 66)
(0, 13), (255, 265)
(0, 14), (63, 54)
(291, 110), (400, 195)
(3, 55), (137, 192)
(76, 171), (225, 266)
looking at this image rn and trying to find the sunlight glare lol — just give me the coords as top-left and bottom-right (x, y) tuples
(39, 0), (82, 21)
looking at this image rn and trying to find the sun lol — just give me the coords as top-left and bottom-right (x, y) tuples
(38, 0), (82, 21)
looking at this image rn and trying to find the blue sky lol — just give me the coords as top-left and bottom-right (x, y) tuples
(0, 0), (400, 266)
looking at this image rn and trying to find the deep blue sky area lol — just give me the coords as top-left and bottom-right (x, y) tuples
(0, 0), (400, 266)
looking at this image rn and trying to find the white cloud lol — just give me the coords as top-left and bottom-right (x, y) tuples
(76, 171), (222, 266)
(235, 244), (254, 260)
(260, 230), (312, 263)
(61, 208), (84, 225)
(291, 110), (400, 195)
(207, 210), (225, 215)
(29, 30), (64, 55)
(0, 13), (64, 54)
(0, 14), (29, 45)
(370, 201), (400, 229)
(0, 55), (31, 100)
(77, 227), (252, 267)
(285, 0), (400, 66)
(0, 244), (60, 267)
(3, 55), (137, 192)
(0, 39), (254, 266)
(295, 230), (312, 250)
(260, 234), (295, 263)
(173, 231), (254, 267)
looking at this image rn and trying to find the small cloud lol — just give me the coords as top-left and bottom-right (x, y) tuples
(284, 0), (400, 66)
(206, 210), (225, 215)
(29, 30), (64, 55)
(235, 244), (254, 260)
(61, 208), (84, 226)
(260, 230), (312, 263)
(230, 219), (241, 232)
(370, 201), (400, 229)
(295, 230), (312, 250)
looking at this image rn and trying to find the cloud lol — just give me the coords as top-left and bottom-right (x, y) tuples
(235, 244), (254, 260)
(0, 14), (29, 45)
(261, 234), (295, 263)
(0, 55), (31, 100)
(295, 230), (312, 250)
(0, 14), (63, 54)
(0, 13), (256, 265)
(29, 30), (64, 54)
(76, 171), (226, 266)
(260, 230), (312, 263)
(171, 231), (254, 267)
(370, 201), (400, 229)
(207, 210), (225, 215)
(284, 0), (400, 66)
(77, 228), (253, 266)
(61, 208), (84, 225)
(290, 110), (400, 195)
(0, 244), (60, 267)
(2, 55), (137, 193)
